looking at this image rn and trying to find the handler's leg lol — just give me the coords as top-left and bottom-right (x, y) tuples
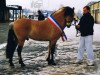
(77, 36), (85, 61)
(85, 35), (94, 65)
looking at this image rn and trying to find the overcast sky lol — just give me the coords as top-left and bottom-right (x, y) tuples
(6, 0), (100, 12)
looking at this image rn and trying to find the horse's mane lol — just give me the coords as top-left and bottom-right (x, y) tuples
(51, 6), (74, 17)
(51, 7), (64, 16)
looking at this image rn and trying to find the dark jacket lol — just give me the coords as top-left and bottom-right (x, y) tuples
(78, 13), (94, 36)
(38, 11), (45, 21)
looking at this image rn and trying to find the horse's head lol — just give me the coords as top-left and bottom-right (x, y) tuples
(51, 6), (74, 29)
(63, 7), (74, 28)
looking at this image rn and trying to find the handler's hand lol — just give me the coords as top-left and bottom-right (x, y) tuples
(76, 25), (80, 28)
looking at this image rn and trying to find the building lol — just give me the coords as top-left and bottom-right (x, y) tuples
(0, 0), (22, 22)
(89, 1), (100, 23)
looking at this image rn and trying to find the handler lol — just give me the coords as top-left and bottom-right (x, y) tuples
(76, 6), (94, 66)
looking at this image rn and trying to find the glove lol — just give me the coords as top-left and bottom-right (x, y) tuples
(75, 25), (80, 30)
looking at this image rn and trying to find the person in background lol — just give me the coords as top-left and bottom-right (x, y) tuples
(76, 6), (94, 66)
(38, 10), (45, 21)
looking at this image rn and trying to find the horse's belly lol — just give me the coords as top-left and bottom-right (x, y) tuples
(29, 32), (50, 41)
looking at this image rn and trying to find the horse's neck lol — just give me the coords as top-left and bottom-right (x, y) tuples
(53, 12), (65, 29)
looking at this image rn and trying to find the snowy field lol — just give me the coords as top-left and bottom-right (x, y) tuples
(0, 24), (100, 75)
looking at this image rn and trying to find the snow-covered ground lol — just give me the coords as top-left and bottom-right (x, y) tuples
(0, 24), (100, 75)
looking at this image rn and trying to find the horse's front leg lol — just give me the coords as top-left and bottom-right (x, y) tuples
(17, 41), (25, 67)
(50, 43), (56, 65)
(46, 43), (51, 62)
(46, 41), (57, 65)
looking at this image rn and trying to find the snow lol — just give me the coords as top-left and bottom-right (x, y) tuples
(0, 43), (6, 49)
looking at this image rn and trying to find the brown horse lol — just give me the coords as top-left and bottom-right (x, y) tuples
(6, 6), (74, 67)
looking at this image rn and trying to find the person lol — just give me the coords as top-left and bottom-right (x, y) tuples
(38, 10), (45, 21)
(76, 6), (94, 66)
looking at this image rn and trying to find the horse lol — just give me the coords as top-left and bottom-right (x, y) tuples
(6, 6), (74, 67)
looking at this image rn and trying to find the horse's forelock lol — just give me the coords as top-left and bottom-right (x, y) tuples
(64, 7), (74, 17)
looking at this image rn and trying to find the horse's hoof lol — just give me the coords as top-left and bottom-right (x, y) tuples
(51, 62), (56, 65)
(21, 63), (26, 67)
(48, 62), (56, 66)
(48, 60), (56, 66)
(9, 63), (15, 68)
(19, 61), (26, 67)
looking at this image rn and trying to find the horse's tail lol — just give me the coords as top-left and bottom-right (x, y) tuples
(6, 23), (18, 59)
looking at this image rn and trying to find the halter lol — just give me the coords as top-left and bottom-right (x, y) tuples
(48, 15), (67, 41)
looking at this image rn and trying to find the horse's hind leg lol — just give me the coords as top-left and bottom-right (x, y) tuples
(17, 40), (25, 67)
(8, 42), (17, 67)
